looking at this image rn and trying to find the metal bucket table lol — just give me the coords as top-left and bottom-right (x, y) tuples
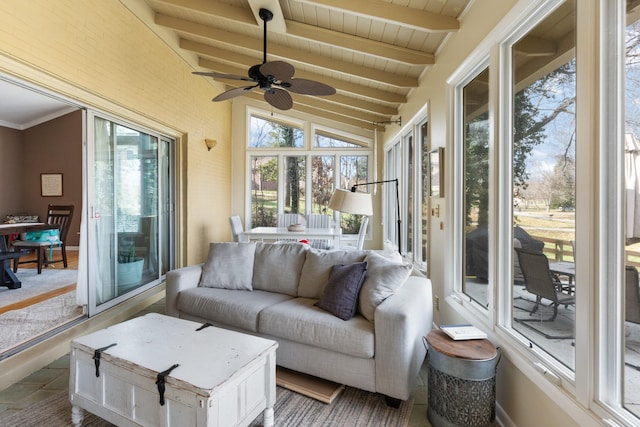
(425, 330), (500, 427)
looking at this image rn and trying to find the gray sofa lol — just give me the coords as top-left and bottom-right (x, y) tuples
(165, 242), (433, 403)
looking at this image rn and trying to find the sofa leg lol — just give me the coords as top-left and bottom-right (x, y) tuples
(384, 396), (401, 408)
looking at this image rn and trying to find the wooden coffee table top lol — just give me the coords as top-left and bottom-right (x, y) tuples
(426, 330), (496, 360)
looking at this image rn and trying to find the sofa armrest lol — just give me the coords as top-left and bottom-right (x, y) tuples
(374, 276), (433, 400)
(165, 263), (203, 317)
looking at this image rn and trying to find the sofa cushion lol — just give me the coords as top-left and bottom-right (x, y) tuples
(315, 262), (368, 320)
(253, 242), (308, 296)
(358, 252), (412, 322)
(200, 242), (255, 290)
(177, 287), (292, 332)
(298, 250), (367, 299)
(259, 297), (374, 358)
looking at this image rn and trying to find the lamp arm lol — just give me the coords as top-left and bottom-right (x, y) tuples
(350, 179), (398, 192)
(350, 179), (402, 255)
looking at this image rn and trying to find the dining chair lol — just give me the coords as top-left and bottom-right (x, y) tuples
(277, 213), (306, 228)
(229, 215), (244, 242)
(626, 265), (640, 324)
(340, 216), (369, 251)
(12, 205), (74, 274)
(514, 247), (575, 321)
(306, 214), (333, 249)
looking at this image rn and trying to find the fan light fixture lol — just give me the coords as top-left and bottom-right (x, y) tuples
(193, 8), (336, 110)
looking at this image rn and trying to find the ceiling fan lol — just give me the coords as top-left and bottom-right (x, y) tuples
(193, 8), (336, 110)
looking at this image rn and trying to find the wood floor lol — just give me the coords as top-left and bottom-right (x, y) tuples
(0, 249), (79, 315)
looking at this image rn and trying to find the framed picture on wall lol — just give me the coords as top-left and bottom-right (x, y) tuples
(429, 148), (444, 198)
(41, 173), (63, 197)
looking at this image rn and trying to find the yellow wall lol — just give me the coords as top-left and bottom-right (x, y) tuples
(0, 0), (232, 265)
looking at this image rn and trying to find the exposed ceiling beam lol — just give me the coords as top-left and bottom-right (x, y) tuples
(214, 80), (391, 123)
(284, 21), (433, 66)
(157, 14), (418, 88)
(241, 90), (377, 130)
(294, 0), (459, 33)
(153, 0), (433, 65)
(197, 56), (407, 105)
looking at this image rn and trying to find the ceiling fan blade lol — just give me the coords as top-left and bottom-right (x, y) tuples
(193, 71), (254, 82)
(260, 61), (295, 81)
(213, 85), (257, 102)
(264, 88), (293, 110)
(282, 79), (336, 96)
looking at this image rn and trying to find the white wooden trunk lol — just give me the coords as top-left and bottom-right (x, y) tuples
(69, 313), (278, 427)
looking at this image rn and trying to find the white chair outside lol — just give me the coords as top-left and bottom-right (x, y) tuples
(229, 215), (244, 242)
(306, 214), (333, 249)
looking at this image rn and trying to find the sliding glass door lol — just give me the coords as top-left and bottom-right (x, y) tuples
(87, 114), (174, 314)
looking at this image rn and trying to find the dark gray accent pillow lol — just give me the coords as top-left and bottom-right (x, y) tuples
(315, 262), (368, 320)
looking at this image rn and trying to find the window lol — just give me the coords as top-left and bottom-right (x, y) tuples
(461, 67), (491, 309)
(445, 0), (640, 423)
(247, 113), (371, 234)
(624, 0), (640, 418)
(384, 117), (428, 267)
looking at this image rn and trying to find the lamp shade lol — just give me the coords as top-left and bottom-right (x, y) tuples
(328, 189), (373, 216)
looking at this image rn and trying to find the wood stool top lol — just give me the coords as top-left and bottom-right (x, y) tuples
(426, 330), (497, 360)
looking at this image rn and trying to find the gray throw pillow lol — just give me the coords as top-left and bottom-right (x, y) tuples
(358, 252), (412, 322)
(253, 242), (309, 296)
(199, 242), (256, 290)
(316, 262), (368, 320)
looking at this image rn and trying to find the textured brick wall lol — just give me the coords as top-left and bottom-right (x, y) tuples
(0, 0), (232, 264)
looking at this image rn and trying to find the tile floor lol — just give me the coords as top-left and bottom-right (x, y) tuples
(0, 299), (432, 426)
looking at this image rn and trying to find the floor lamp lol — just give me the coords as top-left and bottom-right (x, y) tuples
(328, 179), (401, 255)
(351, 179), (401, 255)
(328, 189), (373, 248)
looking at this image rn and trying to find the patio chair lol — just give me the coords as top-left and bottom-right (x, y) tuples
(229, 215), (244, 242)
(626, 265), (640, 324)
(514, 247), (575, 321)
(12, 205), (74, 274)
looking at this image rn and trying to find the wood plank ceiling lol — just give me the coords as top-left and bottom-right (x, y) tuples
(129, 0), (472, 130)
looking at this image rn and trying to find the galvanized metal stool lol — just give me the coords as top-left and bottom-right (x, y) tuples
(425, 330), (500, 427)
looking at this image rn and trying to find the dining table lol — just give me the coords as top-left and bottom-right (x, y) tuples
(549, 260), (576, 294)
(0, 222), (60, 289)
(240, 226), (342, 248)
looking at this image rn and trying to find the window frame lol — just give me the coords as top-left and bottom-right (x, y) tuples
(383, 112), (428, 269)
(245, 108), (372, 235)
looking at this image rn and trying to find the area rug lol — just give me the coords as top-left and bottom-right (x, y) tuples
(0, 386), (413, 427)
(0, 268), (78, 309)
(0, 291), (83, 354)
